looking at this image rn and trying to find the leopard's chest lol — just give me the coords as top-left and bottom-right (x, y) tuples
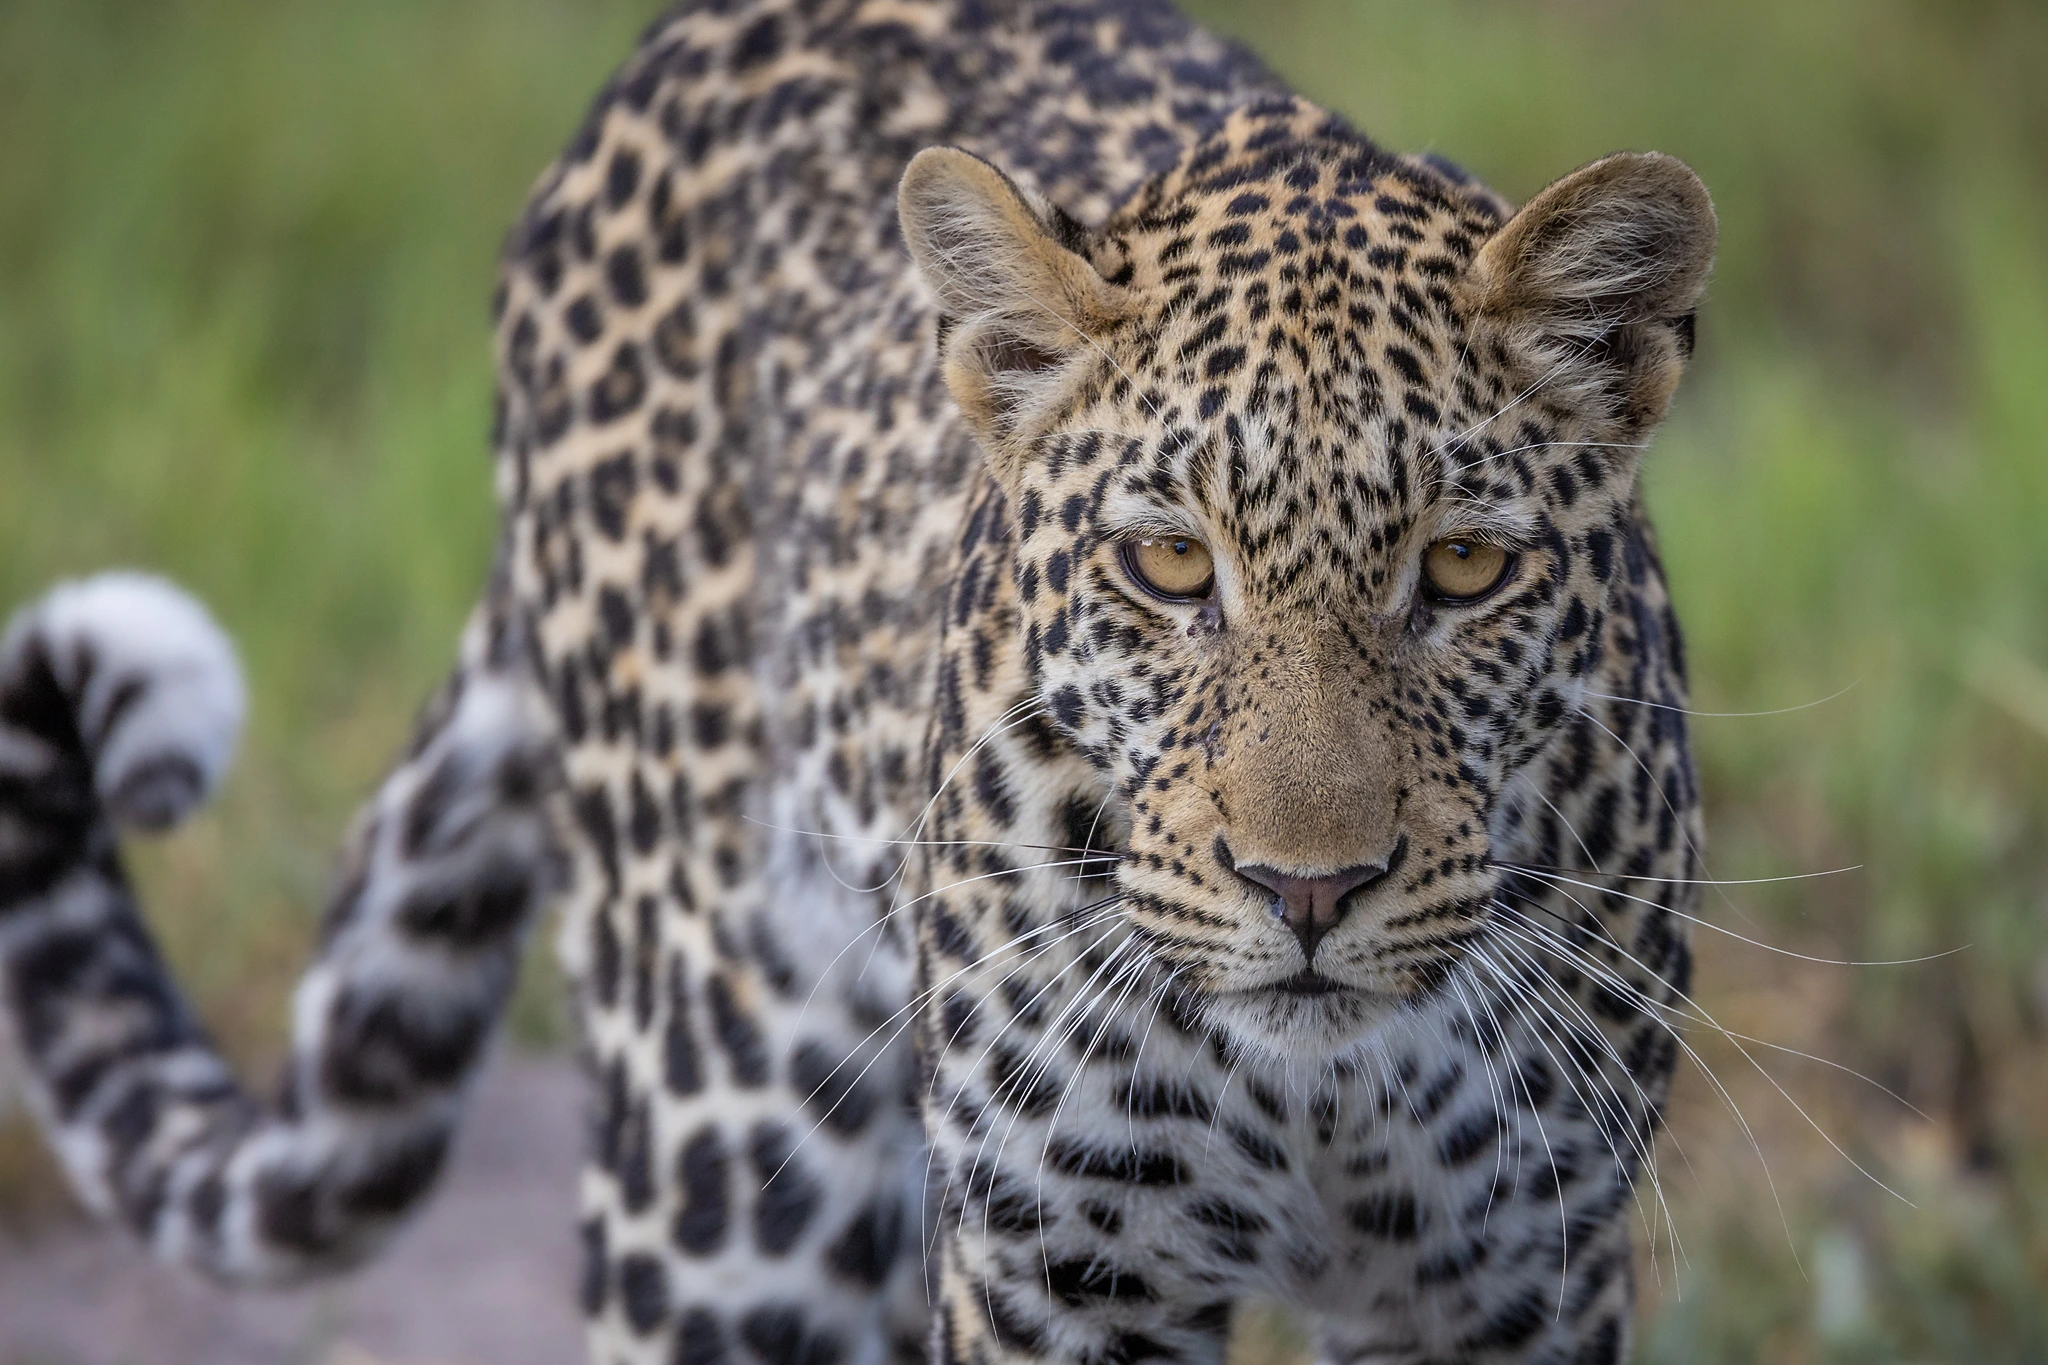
(950, 978), (1617, 1309)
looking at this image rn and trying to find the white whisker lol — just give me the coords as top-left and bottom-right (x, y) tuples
(1583, 674), (1863, 719)
(1499, 863), (1966, 967)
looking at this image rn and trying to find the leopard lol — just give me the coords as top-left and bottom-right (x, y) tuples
(0, 1), (1717, 1362)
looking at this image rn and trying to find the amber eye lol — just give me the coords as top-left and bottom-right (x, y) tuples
(1421, 538), (1513, 603)
(1122, 536), (1216, 601)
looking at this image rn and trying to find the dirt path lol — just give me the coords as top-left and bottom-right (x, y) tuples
(0, 1055), (586, 1365)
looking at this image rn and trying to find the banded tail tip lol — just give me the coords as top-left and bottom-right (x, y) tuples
(20, 572), (246, 830)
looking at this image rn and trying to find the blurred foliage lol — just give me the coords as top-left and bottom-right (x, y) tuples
(2, 0), (2045, 1359)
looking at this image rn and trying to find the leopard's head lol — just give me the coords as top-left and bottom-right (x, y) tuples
(900, 98), (1715, 1054)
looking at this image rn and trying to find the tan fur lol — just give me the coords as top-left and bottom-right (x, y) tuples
(899, 148), (1133, 462)
(1467, 152), (1717, 429)
(1206, 615), (1403, 878)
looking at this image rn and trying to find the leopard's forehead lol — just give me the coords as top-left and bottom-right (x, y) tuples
(1064, 104), (1539, 609)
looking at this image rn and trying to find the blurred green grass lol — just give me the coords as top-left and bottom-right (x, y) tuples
(2, 0), (2045, 1359)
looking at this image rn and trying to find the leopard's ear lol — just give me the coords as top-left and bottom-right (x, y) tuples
(1465, 152), (1716, 434)
(898, 147), (1126, 459)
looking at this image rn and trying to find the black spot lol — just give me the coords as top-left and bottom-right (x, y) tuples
(618, 1251), (671, 1335)
(605, 148), (642, 208)
(250, 1167), (331, 1256)
(1436, 1113), (1496, 1167)
(1348, 1189), (1421, 1240)
(342, 1126), (453, 1220)
(591, 341), (647, 423)
(591, 451), (637, 541)
(591, 908), (625, 1014)
(691, 702), (731, 749)
(789, 1039), (876, 1136)
(580, 1216), (608, 1315)
(1415, 1238), (1488, 1286)
(1550, 462), (1580, 507)
(673, 1124), (730, 1255)
(826, 1199), (903, 1288)
(608, 244), (649, 308)
(971, 749), (1014, 826)
(1045, 1258), (1155, 1304)
(1046, 1137), (1184, 1185)
(599, 586), (636, 652)
(730, 14), (784, 68)
(987, 1042), (1061, 1119)
(622, 1091), (665, 1212)
(971, 1182), (1045, 1255)
(1559, 597), (1589, 642)
(530, 249), (564, 299)
(1460, 1287), (1547, 1352)
(653, 299), (700, 378)
(628, 774), (664, 857)
(182, 1170), (226, 1244)
(1049, 684), (1084, 731)
(393, 857), (532, 947)
(321, 988), (487, 1106)
(1227, 1125), (1289, 1172)
(925, 905), (974, 962)
(576, 785), (621, 897)
(98, 1081), (160, 1178)
(1586, 528), (1615, 581)
(253, 1127), (450, 1256)
(1186, 1197), (1265, 1262)
(675, 1307), (729, 1365)
(1045, 549), (1071, 594)
(939, 989), (978, 1046)
(566, 293), (604, 344)
(739, 1306), (843, 1365)
(1117, 1074), (1214, 1123)
(749, 1121), (822, 1255)
(399, 750), (463, 857)
(1203, 345), (1245, 378)
(644, 533), (685, 604)
(1082, 1200), (1123, 1235)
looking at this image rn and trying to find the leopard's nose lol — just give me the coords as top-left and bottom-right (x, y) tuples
(1230, 855), (1390, 965)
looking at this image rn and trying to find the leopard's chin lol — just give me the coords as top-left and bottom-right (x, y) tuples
(1199, 976), (1405, 1056)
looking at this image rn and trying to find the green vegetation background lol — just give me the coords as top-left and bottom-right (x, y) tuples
(1, 1), (2044, 1360)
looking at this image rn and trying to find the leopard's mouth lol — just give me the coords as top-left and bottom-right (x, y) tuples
(1267, 970), (1352, 996)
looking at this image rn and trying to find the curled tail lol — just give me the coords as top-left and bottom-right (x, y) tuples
(0, 572), (559, 1285)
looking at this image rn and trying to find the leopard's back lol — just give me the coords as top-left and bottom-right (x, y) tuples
(489, 1), (1281, 1351)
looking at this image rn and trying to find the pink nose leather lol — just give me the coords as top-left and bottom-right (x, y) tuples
(1232, 859), (1389, 964)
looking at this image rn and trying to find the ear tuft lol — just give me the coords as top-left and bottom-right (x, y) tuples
(898, 147), (1124, 453)
(1467, 152), (1717, 429)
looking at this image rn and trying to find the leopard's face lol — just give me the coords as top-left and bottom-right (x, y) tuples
(902, 99), (1715, 1055)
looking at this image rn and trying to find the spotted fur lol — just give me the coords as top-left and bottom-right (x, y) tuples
(2, 2), (1717, 1362)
